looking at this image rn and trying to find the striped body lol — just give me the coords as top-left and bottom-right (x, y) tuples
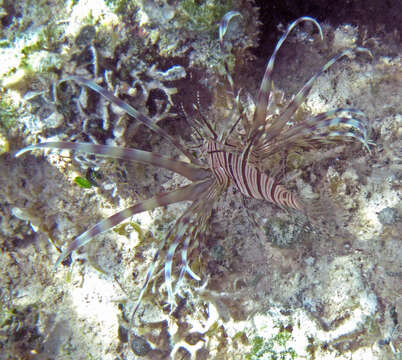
(206, 140), (302, 210)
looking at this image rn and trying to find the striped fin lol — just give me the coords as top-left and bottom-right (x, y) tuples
(176, 187), (220, 291)
(61, 75), (197, 163)
(262, 49), (358, 146)
(257, 108), (372, 155)
(130, 182), (215, 326)
(309, 109), (368, 139)
(165, 185), (217, 305)
(15, 141), (209, 182)
(131, 219), (194, 325)
(164, 220), (190, 306)
(252, 17), (323, 133)
(175, 225), (202, 291)
(310, 129), (375, 152)
(219, 11), (242, 49)
(54, 179), (213, 267)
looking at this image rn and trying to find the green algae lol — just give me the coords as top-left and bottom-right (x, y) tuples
(246, 326), (297, 360)
(0, 97), (17, 132)
(178, 0), (234, 34)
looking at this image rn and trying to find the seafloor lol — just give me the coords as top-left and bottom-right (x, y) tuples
(0, 1), (401, 359)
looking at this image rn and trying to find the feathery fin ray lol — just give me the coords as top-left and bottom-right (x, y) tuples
(15, 141), (209, 181)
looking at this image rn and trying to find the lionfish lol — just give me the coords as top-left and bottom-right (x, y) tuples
(15, 12), (371, 327)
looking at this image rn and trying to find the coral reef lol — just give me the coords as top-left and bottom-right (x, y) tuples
(0, 0), (401, 359)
